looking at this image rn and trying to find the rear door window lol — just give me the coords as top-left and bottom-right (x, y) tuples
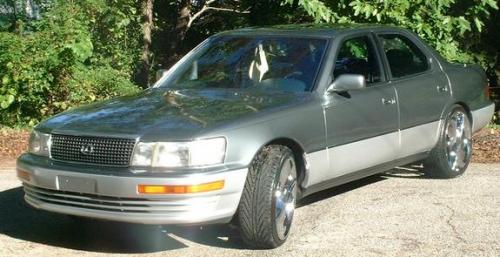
(378, 34), (429, 78)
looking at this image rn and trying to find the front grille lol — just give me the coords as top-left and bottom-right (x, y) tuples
(50, 134), (136, 166)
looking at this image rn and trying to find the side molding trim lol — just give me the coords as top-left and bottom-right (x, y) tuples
(398, 120), (440, 158)
(300, 152), (428, 198)
(303, 121), (441, 189)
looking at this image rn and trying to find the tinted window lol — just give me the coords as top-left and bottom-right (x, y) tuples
(161, 36), (327, 92)
(379, 34), (429, 78)
(334, 36), (381, 84)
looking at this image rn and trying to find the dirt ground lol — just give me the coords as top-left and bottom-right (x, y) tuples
(472, 128), (500, 162)
(0, 162), (499, 257)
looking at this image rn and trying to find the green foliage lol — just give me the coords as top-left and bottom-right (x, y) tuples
(88, 0), (142, 72)
(0, 0), (140, 127)
(281, 0), (337, 23)
(1, 0), (498, 128)
(283, 0), (498, 66)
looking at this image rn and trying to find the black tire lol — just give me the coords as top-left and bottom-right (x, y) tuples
(424, 105), (472, 178)
(237, 145), (297, 249)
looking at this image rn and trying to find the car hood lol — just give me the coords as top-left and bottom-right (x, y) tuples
(38, 88), (311, 139)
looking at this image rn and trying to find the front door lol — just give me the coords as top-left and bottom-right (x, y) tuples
(319, 35), (399, 183)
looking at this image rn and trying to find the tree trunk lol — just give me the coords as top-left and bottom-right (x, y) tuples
(135, 0), (154, 88)
(166, 0), (191, 65)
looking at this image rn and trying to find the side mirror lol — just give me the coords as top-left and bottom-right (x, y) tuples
(156, 69), (169, 82)
(326, 74), (366, 93)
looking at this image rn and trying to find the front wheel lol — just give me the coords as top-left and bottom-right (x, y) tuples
(424, 105), (472, 178)
(237, 145), (298, 249)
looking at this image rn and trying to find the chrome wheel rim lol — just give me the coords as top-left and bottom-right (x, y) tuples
(445, 111), (472, 173)
(274, 156), (297, 241)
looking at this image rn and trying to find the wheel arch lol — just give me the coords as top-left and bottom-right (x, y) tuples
(441, 101), (474, 126)
(455, 101), (473, 125)
(439, 101), (473, 128)
(261, 137), (307, 194)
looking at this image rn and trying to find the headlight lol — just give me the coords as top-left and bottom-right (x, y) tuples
(28, 130), (51, 157)
(131, 137), (226, 168)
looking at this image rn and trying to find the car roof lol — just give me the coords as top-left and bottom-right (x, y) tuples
(217, 23), (405, 38)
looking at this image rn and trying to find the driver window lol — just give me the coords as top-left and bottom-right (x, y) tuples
(334, 36), (381, 85)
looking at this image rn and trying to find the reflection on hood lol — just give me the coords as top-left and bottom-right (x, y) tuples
(37, 88), (311, 138)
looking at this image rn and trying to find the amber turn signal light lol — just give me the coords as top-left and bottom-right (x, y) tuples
(17, 168), (31, 181)
(138, 180), (225, 194)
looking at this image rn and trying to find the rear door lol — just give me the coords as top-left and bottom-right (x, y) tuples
(375, 32), (451, 158)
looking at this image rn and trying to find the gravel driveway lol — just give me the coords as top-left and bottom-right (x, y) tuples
(0, 162), (498, 257)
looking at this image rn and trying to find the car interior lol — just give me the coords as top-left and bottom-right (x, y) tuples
(333, 36), (381, 84)
(378, 34), (429, 78)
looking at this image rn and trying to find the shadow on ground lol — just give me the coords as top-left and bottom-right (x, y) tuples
(381, 163), (427, 179)
(0, 164), (426, 253)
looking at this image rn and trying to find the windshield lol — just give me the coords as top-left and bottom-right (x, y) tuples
(158, 36), (328, 92)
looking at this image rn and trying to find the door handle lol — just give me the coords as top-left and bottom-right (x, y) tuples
(437, 85), (448, 93)
(381, 97), (396, 105)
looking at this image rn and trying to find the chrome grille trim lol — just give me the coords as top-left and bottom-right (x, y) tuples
(50, 134), (136, 166)
(23, 183), (217, 213)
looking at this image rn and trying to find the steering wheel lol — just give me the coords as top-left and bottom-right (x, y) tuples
(284, 71), (303, 80)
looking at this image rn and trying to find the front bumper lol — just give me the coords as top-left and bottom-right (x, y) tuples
(17, 157), (248, 225)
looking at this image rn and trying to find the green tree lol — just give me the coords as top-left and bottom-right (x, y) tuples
(0, 0), (141, 126)
(1, 0), (498, 127)
(282, 0), (499, 66)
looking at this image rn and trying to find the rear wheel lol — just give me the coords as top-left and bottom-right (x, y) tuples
(424, 105), (472, 178)
(237, 145), (298, 249)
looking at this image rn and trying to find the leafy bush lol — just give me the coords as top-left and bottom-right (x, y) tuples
(0, 0), (140, 127)
(283, 0), (498, 66)
(1, 0), (498, 128)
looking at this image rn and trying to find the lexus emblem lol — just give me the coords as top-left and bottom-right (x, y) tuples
(80, 144), (95, 155)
